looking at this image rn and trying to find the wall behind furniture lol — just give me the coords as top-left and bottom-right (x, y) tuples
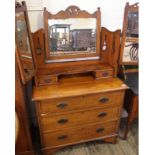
(17, 0), (138, 32)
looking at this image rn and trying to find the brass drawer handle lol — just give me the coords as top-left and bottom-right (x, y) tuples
(102, 72), (109, 77)
(58, 135), (68, 140)
(96, 127), (104, 133)
(44, 78), (51, 83)
(57, 119), (68, 124)
(99, 98), (109, 103)
(98, 112), (107, 117)
(57, 102), (68, 109)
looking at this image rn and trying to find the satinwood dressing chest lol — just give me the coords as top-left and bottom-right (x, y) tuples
(30, 5), (128, 155)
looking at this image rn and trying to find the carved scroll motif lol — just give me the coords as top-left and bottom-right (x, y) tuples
(66, 6), (80, 16)
(131, 3), (139, 8)
(15, 1), (25, 9)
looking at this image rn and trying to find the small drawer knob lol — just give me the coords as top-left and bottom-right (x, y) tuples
(57, 119), (68, 124)
(99, 98), (109, 103)
(98, 112), (107, 118)
(58, 135), (68, 140)
(96, 127), (104, 133)
(57, 102), (68, 109)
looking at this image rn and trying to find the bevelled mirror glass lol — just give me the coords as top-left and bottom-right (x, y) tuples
(16, 12), (34, 72)
(15, 2), (36, 84)
(44, 6), (101, 62)
(126, 12), (138, 38)
(123, 11), (139, 63)
(48, 18), (96, 56)
(120, 2), (139, 64)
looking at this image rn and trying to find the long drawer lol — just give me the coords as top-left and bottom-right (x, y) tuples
(39, 91), (123, 115)
(42, 120), (117, 148)
(40, 107), (120, 132)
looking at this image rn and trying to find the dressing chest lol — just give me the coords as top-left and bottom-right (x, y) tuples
(31, 6), (128, 154)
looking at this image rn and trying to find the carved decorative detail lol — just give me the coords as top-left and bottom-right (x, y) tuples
(15, 1), (25, 8)
(131, 3), (139, 8)
(128, 2), (139, 12)
(47, 5), (98, 18)
(102, 41), (107, 51)
(66, 6), (80, 16)
(15, 1), (26, 12)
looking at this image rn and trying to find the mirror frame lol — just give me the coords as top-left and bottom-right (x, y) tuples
(119, 2), (139, 65)
(44, 6), (101, 63)
(15, 1), (36, 84)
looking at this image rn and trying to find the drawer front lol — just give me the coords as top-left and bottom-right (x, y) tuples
(84, 91), (124, 109)
(38, 75), (57, 85)
(95, 69), (113, 79)
(39, 91), (123, 115)
(40, 96), (83, 114)
(42, 121), (117, 148)
(40, 107), (120, 132)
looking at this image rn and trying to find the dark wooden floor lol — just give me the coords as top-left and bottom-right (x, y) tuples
(54, 119), (138, 155)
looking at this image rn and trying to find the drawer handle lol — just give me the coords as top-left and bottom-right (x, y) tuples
(44, 79), (51, 83)
(98, 112), (107, 117)
(96, 127), (104, 133)
(57, 103), (68, 109)
(58, 135), (68, 140)
(99, 98), (109, 103)
(57, 119), (68, 124)
(102, 72), (109, 77)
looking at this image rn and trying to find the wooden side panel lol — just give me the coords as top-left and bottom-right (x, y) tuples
(32, 29), (45, 68)
(100, 27), (121, 77)
(15, 57), (34, 154)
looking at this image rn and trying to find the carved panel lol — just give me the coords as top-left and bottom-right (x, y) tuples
(46, 5), (99, 19)
(15, 1), (26, 12)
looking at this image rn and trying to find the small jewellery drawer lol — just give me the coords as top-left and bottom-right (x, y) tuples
(42, 120), (117, 147)
(38, 75), (57, 85)
(95, 69), (113, 79)
(39, 96), (83, 114)
(40, 107), (120, 132)
(39, 91), (123, 115)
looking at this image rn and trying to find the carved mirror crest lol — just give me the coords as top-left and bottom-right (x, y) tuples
(120, 2), (139, 64)
(15, 1), (36, 84)
(44, 6), (101, 63)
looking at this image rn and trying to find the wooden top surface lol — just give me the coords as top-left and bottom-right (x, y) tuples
(32, 77), (128, 101)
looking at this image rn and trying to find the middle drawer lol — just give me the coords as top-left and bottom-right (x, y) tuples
(40, 107), (120, 132)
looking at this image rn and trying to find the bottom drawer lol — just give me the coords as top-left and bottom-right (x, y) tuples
(42, 120), (117, 148)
